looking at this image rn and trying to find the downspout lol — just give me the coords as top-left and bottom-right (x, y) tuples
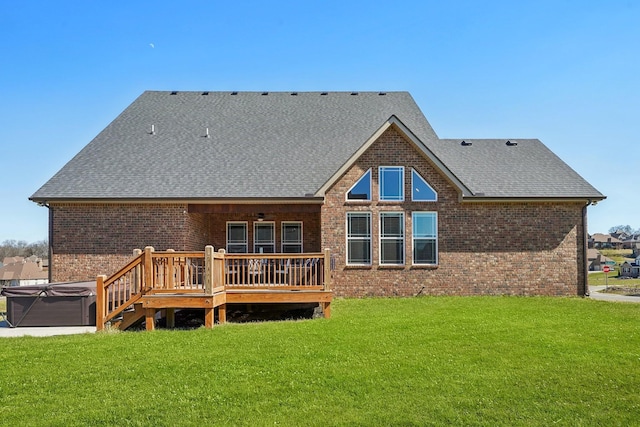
(582, 200), (591, 297)
(48, 204), (53, 284)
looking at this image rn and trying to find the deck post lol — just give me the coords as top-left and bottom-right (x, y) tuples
(205, 308), (214, 328)
(166, 309), (175, 329)
(218, 304), (226, 324)
(205, 245), (214, 295)
(145, 308), (155, 331)
(144, 246), (154, 291)
(133, 249), (142, 293)
(96, 275), (107, 331)
(323, 248), (331, 290)
(322, 301), (331, 318)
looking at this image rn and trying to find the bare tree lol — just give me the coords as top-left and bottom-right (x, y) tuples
(0, 239), (48, 261)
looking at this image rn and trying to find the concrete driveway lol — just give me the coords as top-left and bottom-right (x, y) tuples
(588, 286), (640, 303)
(0, 320), (96, 338)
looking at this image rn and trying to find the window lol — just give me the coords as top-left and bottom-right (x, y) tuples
(347, 212), (371, 265)
(380, 212), (404, 265)
(347, 169), (372, 201)
(412, 212), (438, 265)
(379, 166), (404, 201)
(411, 169), (437, 201)
(254, 222), (275, 253)
(282, 222), (303, 253)
(227, 222), (248, 253)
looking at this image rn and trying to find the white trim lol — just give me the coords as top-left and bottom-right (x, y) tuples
(379, 166), (405, 202)
(346, 211), (372, 266)
(315, 116), (472, 198)
(379, 212), (405, 266)
(411, 212), (438, 266)
(253, 221), (276, 253)
(226, 221), (248, 253)
(281, 221), (303, 253)
(345, 168), (372, 202)
(411, 168), (437, 202)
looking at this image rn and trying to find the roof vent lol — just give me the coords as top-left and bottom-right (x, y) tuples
(320, 92), (328, 95)
(202, 92), (209, 95)
(351, 92), (358, 95)
(506, 140), (518, 146)
(261, 92), (268, 95)
(291, 92), (298, 96)
(150, 124), (156, 135)
(170, 91), (178, 95)
(231, 91), (238, 95)
(204, 128), (210, 138)
(461, 140), (472, 146)
(378, 92), (386, 96)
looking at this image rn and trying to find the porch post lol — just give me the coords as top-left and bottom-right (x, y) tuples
(144, 246), (154, 291)
(323, 248), (331, 290)
(96, 275), (106, 331)
(205, 245), (214, 295)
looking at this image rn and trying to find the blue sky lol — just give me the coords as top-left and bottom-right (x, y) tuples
(1, 0), (638, 242)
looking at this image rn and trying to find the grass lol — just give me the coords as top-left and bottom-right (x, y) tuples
(1, 297), (640, 426)
(599, 248), (634, 264)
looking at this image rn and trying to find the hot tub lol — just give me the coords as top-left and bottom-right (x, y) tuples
(1, 282), (96, 327)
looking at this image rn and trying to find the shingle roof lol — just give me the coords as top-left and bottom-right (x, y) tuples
(31, 91), (438, 200)
(433, 139), (604, 198)
(30, 91), (604, 202)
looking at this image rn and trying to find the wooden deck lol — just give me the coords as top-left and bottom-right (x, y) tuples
(96, 247), (333, 331)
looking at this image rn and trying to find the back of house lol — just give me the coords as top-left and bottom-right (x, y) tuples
(31, 91), (604, 296)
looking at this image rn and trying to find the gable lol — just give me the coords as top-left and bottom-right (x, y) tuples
(326, 125), (460, 203)
(316, 117), (470, 198)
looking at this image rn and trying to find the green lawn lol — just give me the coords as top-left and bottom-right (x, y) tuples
(1, 297), (639, 426)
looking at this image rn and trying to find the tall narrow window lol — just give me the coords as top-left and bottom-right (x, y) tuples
(379, 166), (404, 201)
(227, 222), (248, 253)
(412, 212), (438, 265)
(347, 212), (371, 265)
(254, 222), (275, 253)
(347, 169), (371, 201)
(412, 169), (437, 201)
(282, 222), (303, 253)
(380, 212), (404, 265)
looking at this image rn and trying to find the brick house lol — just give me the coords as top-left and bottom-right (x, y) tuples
(31, 91), (604, 297)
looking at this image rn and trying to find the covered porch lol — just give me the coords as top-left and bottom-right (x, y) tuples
(96, 246), (332, 331)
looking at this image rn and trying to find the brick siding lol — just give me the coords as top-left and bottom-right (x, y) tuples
(321, 125), (586, 297)
(50, 203), (192, 281)
(50, 204), (321, 281)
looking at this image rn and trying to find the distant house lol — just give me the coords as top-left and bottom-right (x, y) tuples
(0, 257), (48, 287)
(620, 257), (640, 278)
(30, 91), (605, 297)
(587, 249), (615, 272)
(589, 233), (623, 250)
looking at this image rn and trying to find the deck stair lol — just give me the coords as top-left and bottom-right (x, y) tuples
(96, 246), (332, 331)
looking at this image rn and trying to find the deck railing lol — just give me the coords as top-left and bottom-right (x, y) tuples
(224, 253), (326, 289)
(96, 247), (332, 330)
